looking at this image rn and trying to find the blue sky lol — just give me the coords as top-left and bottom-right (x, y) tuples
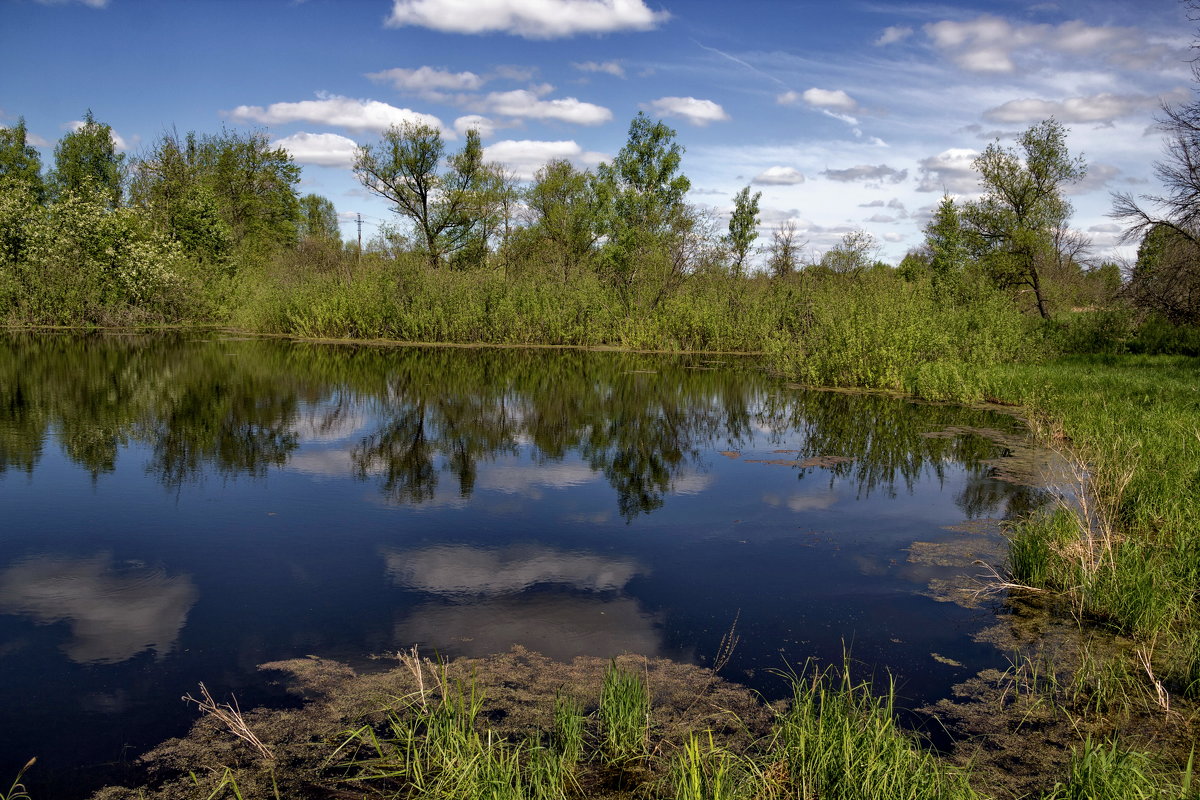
(1, 0), (1192, 263)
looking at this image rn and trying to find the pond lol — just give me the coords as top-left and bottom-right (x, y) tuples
(0, 333), (1044, 796)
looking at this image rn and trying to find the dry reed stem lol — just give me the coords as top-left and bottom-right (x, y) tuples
(1135, 639), (1172, 716)
(182, 682), (275, 761)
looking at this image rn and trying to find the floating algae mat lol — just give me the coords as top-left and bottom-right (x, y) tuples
(0, 333), (1047, 797)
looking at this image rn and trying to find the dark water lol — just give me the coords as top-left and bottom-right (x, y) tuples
(0, 333), (1041, 795)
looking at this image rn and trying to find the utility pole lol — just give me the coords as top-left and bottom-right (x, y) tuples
(356, 213), (362, 265)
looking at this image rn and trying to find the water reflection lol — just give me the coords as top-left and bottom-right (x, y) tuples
(384, 544), (644, 597)
(0, 334), (1036, 522)
(0, 555), (197, 664)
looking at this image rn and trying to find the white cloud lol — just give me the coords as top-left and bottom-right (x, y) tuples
(643, 96), (730, 126)
(484, 139), (605, 179)
(776, 90), (800, 105)
(924, 14), (1153, 74)
(572, 60), (625, 78)
(866, 214), (895, 223)
(983, 93), (1162, 125)
(801, 88), (858, 113)
(875, 25), (912, 46)
(882, 232), (905, 243)
(454, 114), (497, 138)
(366, 66), (484, 92)
(385, 0), (669, 38)
(1089, 222), (1122, 233)
(478, 89), (612, 125)
(274, 132), (359, 168)
(822, 164), (907, 184)
(227, 92), (446, 135)
(752, 166), (806, 185)
(916, 148), (981, 193)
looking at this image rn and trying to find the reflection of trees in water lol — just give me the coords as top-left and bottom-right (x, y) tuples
(0, 334), (1036, 519)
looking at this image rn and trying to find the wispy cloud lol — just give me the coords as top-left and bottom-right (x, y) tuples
(572, 60), (625, 78)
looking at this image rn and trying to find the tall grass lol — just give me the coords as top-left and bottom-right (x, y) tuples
(600, 662), (651, 767)
(985, 356), (1200, 695)
(770, 662), (978, 800)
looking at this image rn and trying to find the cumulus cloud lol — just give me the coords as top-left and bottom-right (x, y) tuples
(875, 25), (912, 46)
(983, 93), (1161, 125)
(454, 114), (497, 138)
(366, 66), (484, 92)
(478, 89), (612, 125)
(821, 164), (907, 184)
(643, 96), (729, 126)
(274, 132), (359, 168)
(572, 60), (625, 78)
(484, 139), (605, 179)
(385, 0), (670, 38)
(924, 14), (1152, 74)
(801, 88), (858, 113)
(752, 166), (806, 185)
(228, 93), (446, 134)
(1065, 162), (1121, 195)
(866, 214), (896, 223)
(1089, 222), (1122, 233)
(916, 148), (981, 193)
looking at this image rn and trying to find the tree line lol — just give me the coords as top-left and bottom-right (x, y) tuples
(0, 97), (1196, 342)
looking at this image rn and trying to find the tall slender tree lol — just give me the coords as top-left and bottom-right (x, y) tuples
(725, 186), (761, 275)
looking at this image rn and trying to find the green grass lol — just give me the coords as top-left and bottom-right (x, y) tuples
(978, 356), (1200, 695)
(771, 662), (978, 800)
(1044, 738), (1196, 800)
(600, 662), (651, 767)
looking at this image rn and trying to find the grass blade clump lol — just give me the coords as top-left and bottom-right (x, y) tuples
(770, 662), (977, 800)
(1044, 737), (1181, 800)
(600, 662), (651, 768)
(1, 758), (35, 800)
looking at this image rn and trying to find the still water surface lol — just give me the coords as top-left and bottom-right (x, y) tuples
(0, 334), (1041, 794)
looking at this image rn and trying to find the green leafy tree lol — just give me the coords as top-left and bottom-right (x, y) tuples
(193, 128), (301, 255)
(1128, 223), (1200, 325)
(52, 110), (125, 207)
(963, 118), (1085, 318)
(354, 123), (486, 269)
(594, 113), (692, 304)
(725, 185), (761, 275)
(128, 131), (231, 267)
(0, 118), (45, 203)
(299, 193), (341, 242)
(520, 159), (600, 284)
(924, 195), (969, 294)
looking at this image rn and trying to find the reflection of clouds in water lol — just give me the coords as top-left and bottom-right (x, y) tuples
(384, 544), (643, 597)
(475, 460), (598, 496)
(670, 472), (712, 495)
(394, 595), (664, 661)
(0, 555), (197, 664)
(289, 402), (371, 443)
(287, 446), (357, 478)
(762, 491), (839, 513)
